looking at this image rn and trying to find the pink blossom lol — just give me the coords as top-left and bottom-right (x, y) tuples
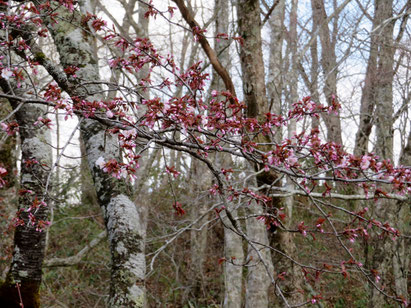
(95, 156), (106, 169)
(360, 155), (372, 170)
(287, 151), (298, 166)
(1, 69), (13, 80)
(106, 110), (114, 118)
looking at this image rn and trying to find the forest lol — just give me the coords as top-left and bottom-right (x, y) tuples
(0, 0), (410, 307)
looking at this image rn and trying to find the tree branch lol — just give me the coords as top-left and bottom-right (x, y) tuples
(172, 0), (236, 97)
(43, 231), (106, 267)
(262, 0), (280, 26)
(267, 186), (408, 201)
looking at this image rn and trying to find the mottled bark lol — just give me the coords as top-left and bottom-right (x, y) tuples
(104, 194), (146, 307)
(36, 4), (147, 306)
(0, 11), (45, 308)
(0, 5), (53, 299)
(311, 0), (343, 145)
(80, 137), (99, 209)
(0, 94), (52, 307)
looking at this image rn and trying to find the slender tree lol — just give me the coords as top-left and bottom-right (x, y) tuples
(310, 0), (343, 145)
(236, 1), (275, 306)
(0, 80), (52, 307)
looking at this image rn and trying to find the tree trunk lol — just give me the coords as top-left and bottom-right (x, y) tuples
(353, 2), (380, 156)
(223, 206), (244, 308)
(392, 128), (411, 304)
(237, 0), (269, 119)
(38, 5), (147, 306)
(0, 6), (53, 298)
(244, 197), (273, 308)
(237, 1), (274, 306)
(0, 100), (17, 273)
(311, 0), (343, 145)
(278, 1), (305, 304)
(267, 0), (284, 124)
(367, 2), (400, 307)
(207, 1), (245, 307)
(374, 0), (394, 160)
(188, 158), (211, 302)
(0, 94), (52, 307)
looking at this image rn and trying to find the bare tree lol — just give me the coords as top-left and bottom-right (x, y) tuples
(237, 1), (274, 306)
(310, 0), (343, 145)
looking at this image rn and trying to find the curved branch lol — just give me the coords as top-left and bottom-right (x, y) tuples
(43, 231), (106, 267)
(172, 0), (236, 97)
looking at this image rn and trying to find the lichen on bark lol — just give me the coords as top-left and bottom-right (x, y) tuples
(38, 3), (148, 305)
